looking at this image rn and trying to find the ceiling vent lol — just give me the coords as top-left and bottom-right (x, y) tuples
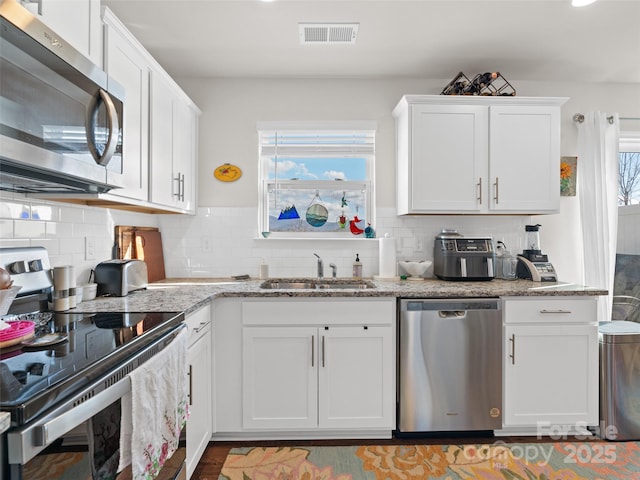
(299, 23), (359, 45)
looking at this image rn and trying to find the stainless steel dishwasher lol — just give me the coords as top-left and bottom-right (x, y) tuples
(398, 298), (502, 433)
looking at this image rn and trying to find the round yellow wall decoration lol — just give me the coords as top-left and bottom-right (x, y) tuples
(214, 163), (242, 182)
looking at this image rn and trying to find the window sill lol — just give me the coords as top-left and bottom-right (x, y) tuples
(255, 236), (379, 241)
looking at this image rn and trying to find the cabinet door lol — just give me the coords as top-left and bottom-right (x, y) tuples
(149, 71), (177, 207)
(489, 105), (560, 212)
(408, 104), (488, 212)
(319, 326), (394, 429)
(25, 0), (102, 65)
(172, 99), (196, 212)
(186, 329), (212, 479)
(242, 327), (318, 430)
(503, 324), (598, 427)
(103, 16), (149, 201)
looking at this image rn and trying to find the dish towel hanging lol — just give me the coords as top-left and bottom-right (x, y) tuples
(118, 326), (189, 480)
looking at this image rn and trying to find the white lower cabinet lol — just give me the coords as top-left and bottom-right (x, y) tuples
(501, 297), (599, 435)
(243, 324), (393, 431)
(185, 304), (212, 479)
(214, 297), (395, 439)
(242, 327), (317, 430)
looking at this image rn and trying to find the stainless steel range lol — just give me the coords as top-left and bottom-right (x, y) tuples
(0, 247), (186, 480)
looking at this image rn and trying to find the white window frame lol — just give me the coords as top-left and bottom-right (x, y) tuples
(619, 131), (640, 208)
(257, 121), (376, 239)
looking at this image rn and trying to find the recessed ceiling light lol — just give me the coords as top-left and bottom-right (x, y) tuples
(572, 0), (597, 6)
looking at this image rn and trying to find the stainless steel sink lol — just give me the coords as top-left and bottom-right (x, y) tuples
(316, 281), (374, 290)
(260, 279), (375, 290)
(260, 281), (316, 289)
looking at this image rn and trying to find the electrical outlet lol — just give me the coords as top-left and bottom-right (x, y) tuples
(85, 237), (96, 260)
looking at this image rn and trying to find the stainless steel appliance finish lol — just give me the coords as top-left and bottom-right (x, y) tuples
(599, 320), (640, 441)
(398, 299), (502, 433)
(0, 0), (125, 194)
(0, 247), (186, 479)
(433, 230), (496, 281)
(94, 259), (149, 297)
(516, 224), (558, 282)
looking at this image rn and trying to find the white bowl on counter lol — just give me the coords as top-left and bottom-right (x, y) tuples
(398, 260), (433, 280)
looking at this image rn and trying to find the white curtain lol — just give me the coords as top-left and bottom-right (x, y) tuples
(576, 112), (620, 321)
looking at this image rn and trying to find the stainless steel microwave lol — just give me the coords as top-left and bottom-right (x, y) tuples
(0, 0), (125, 193)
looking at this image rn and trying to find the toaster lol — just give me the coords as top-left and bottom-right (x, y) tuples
(94, 259), (148, 296)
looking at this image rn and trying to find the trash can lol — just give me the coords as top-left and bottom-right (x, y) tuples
(599, 320), (640, 440)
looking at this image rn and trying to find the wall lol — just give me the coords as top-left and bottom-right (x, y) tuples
(1, 77), (638, 284)
(164, 76), (640, 283)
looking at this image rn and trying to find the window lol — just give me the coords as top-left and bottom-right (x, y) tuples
(258, 122), (375, 238)
(619, 133), (640, 206)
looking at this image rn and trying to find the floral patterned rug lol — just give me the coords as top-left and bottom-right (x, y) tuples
(218, 443), (640, 479)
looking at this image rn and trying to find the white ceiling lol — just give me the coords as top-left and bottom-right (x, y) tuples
(101, 0), (640, 83)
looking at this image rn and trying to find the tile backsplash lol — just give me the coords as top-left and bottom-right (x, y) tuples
(1, 192), (532, 282)
(159, 207), (531, 279)
(0, 193), (158, 285)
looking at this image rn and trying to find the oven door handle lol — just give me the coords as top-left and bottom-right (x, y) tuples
(36, 376), (130, 447)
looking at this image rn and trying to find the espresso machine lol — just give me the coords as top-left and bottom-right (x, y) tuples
(516, 224), (558, 282)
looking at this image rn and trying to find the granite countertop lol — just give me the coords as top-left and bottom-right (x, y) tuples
(70, 277), (607, 315)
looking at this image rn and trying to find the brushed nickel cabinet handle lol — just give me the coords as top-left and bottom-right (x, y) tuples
(193, 321), (210, 333)
(477, 177), (483, 204)
(509, 334), (515, 365)
(493, 177), (499, 204)
(188, 365), (193, 406)
(173, 173), (182, 199)
(322, 336), (325, 368)
(540, 309), (572, 314)
(311, 335), (315, 367)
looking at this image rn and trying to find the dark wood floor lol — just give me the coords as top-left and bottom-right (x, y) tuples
(191, 434), (601, 479)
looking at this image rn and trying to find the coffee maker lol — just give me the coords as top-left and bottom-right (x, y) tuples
(516, 224), (558, 282)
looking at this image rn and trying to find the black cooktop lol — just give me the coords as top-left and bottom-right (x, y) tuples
(0, 310), (183, 425)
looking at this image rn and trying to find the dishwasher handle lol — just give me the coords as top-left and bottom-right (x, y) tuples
(439, 310), (467, 318)
(404, 299), (500, 312)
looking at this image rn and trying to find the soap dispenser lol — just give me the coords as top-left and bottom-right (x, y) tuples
(352, 254), (362, 279)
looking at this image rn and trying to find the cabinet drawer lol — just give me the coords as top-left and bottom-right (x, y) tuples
(242, 298), (395, 326)
(185, 303), (212, 345)
(503, 297), (597, 324)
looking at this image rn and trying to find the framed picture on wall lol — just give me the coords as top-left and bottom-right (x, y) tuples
(561, 156), (577, 196)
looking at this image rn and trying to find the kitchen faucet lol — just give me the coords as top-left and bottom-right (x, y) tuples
(314, 253), (323, 278)
(329, 263), (337, 278)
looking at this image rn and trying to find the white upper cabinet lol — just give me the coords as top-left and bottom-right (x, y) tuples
(149, 68), (199, 214)
(98, 7), (200, 214)
(489, 105), (561, 212)
(21, 0), (102, 66)
(393, 95), (567, 215)
(102, 8), (150, 201)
